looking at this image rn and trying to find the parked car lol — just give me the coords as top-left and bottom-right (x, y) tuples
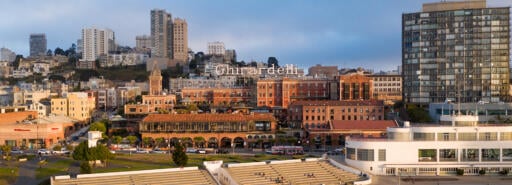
(38, 149), (51, 155)
(109, 150), (116, 154)
(52, 149), (70, 155)
(196, 149), (206, 154)
(151, 148), (167, 154)
(186, 148), (197, 153)
(135, 149), (149, 154)
(10, 149), (23, 154)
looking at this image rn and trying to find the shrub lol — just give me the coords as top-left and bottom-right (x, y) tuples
(500, 169), (509, 176)
(479, 169), (486, 175)
(456, 168), (464, 176)
(80, 161), (92, 174)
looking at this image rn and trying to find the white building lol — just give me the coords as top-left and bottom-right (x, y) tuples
(345, 116), (512, 176)
(11, 68), (33, 78)
(0, 47), (16, 62)
(81, 27), (115, 61)
(97, 88), (117, 108)
(100, 53), (149, 67)
(208, 41), (225, 55)
(32, 62), (50, 76)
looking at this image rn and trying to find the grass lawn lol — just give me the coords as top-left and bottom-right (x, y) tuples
(36, 158), (74, 179)
(0, 167), (18, 185)
(37, 153), (319, 176)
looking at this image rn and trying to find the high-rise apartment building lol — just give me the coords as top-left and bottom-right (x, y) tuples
(173, 18), (188, 62)
(81, 27), (115, 61)
(208, 41), (225, 55)
(29, 33), (47, 57)
(136, 35), (152, 51)
(150, 9), (188, 62)
(0, 47), (16, 62)
(402, 0), (510, 104)
(150, 9), (172, 58)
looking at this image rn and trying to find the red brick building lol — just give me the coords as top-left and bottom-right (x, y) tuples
(287, 100), (385, 129)
(338, 73), (373, 100)
(139, 113), (277, 149)
(180, 88), (253, 107)
(306, 120), (396, 148)
(257, 78), (337, 109)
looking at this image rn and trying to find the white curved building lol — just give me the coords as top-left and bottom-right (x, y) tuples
(345, 116), (512, 176)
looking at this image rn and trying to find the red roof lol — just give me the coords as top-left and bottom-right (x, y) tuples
(142, 113), (276, 123)
(330, 120), (397, 130)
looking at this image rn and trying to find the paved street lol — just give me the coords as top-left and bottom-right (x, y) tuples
(13, 158), (39, 185)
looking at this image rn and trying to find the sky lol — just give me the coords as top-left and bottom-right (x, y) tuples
(0, 0), (510, 71)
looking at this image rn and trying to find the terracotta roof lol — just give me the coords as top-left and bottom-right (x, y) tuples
(290, 100), (383, 107)
(143, 113), (276, 123)
(330, 120), (397, 130)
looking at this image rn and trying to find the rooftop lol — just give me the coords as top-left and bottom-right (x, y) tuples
(290, 100), (384, 107)
(143, 113), (276, 123)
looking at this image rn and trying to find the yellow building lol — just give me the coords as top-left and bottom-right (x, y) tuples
(51, 92), (96, 121)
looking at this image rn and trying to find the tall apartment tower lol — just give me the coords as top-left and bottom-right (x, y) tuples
(29, 33), (47, 57)
(172, 18), (188, 62)
(150, 9), (172, 58)
(81, 27), (115, 61)
(402, 0), (510, 104)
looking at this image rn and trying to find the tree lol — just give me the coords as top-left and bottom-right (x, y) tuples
(72, 141), (91, 161)
(13, 55), (23, 69)
(53, 145), (62, 151)
(187, 104), (199, 112)
(142, 137), (152, 148)
(267, 57), (279, 68)
(126, 136), (137, 146)
(407, 104), (432, 123)
(46, 49), (53, 56)
(80, 161), (92, 174)
(155, 137), (165, 148)
(172, 143), (188, 167)
(112, 136), (122, 146)
(0, 145), (11, 159)
(89, 122), (107, 133)
(89, 144), (114, 166)
(54, 47), (65, 56)
(193, 137), (205, 148)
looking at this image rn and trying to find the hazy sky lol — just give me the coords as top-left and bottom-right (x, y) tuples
(0, 0), (510, 71)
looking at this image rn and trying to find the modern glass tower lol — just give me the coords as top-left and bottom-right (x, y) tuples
(402, 0), (510, 105)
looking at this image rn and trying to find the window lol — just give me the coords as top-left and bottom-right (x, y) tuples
(439, 149), (457, 162)
(501, 132), (512, 140)
(461, 149), (479, 161)
(438, 133), (456, 141)
(357, 149), (374, 161)
(458, 133), (477, 141)
(481, 148), (500, 161)
(418, 149), (437, 162)
(346, 148), (356, 160)
(378, 149), (386, 161)
(413, 132), (435, 141)
(503, 149), (512, 161)
(480, 132), (497, 141)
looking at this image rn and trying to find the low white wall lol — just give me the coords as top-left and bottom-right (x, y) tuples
(305, 158), (322, 162)
(226, 161), (266, 167)
(73, 167), (198, 179)
(217, 167), (239, 185)
(203, 160), (223, 185)
(328, 158), (372, 185)
(269, 159), (301, 164)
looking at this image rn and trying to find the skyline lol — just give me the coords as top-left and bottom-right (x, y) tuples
(0, 0), (511, 71)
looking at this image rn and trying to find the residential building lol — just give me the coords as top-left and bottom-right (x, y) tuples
(402, 0), (510, 105)
(0, 47), (16, 62)
(29, 33), (47, 57)
(369, 74), (402, 104)
(150, 9), (172, 58)
(135, 35), (152, 52)
(75, 60), (96, 69)
(428, 102), (512, 122)
(81, 27), (115, 61)
(308, 64), (339, 79)
(97, 88), (117, 109)
(208, 41), (225, 55)
(12, 88), (52, 108)
(172, 18), (188, 63)
(32, 61), (50, 76)
(140, 113), (277, 148)
(287, 100), (385, 129)
(169, 76), (240, 93)
(99, 53), (149, 67)
(224, 49), (236, 63)
(50, 92), (96, 121)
